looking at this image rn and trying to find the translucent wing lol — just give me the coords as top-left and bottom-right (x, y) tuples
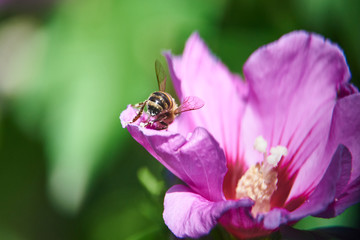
(155, 59), (167, 91)
(174, 96), (205, 115)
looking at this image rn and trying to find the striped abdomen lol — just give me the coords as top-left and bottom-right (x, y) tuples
(147, 91), (173, 116)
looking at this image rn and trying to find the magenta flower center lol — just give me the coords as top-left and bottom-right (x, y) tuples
(235, 136), (288, 216)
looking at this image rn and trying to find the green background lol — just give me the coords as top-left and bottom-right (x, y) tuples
(0, 0), (359, 239)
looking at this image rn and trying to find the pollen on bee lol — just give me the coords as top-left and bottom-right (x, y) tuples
(236, 136), (288, 216)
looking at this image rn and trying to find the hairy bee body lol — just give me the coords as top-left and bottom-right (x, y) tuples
(146, 91), (178, 129)
(148, 91), (174, 116)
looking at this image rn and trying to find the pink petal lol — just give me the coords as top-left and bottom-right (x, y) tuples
(164, 33), (249, 168)
(288, 94), (360, 211)
(163, 184), (253, 238)
(328, 176), (360, 216)
(120, 105), (227, 201)
(242, 31), (351, 204)
(316, 93), (360, 216)
(288, 145), (351, 221)
(333, 147), (352, 199)
(326, 94), (360, 185)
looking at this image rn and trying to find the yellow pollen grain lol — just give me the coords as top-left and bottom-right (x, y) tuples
(235, 163), (278, 216)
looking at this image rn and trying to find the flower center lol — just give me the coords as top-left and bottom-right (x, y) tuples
(235, 136), (288, 216)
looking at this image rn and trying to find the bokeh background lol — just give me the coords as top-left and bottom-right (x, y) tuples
(0, 0), (359, 239)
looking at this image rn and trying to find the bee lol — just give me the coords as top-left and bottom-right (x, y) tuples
(130, 60), (204, 130)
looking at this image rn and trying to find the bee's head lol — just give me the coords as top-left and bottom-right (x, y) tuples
(148, 105), (160, 116)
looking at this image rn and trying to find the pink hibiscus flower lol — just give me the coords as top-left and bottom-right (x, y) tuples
(120, 31), (360, 239)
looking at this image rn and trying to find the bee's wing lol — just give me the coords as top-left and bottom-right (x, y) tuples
(175, 96), (204, 115)
(155, 59), (167, 91)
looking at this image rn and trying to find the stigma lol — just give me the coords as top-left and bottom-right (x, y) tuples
(235, 136), (288, 216)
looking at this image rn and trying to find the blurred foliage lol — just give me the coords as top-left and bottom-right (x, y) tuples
(0, 0), (359, 239)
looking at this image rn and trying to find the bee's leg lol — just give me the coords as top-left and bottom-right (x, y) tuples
(146, 113), (169, 129)
(154, 113), (168, 123)
(142, 119), (153, 127)
(142, 115), (162, 127)
(158, 121), (168, 130)
(133, 102), (144, 108)
(130, 101), (147, 123)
